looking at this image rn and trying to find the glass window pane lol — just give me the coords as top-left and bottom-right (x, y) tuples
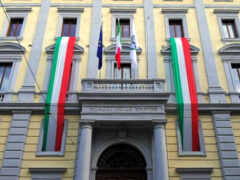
(114, 66), (121, 79)
(16, 23), (23, 36)
(8, 19), (23, 37)
(123, 66), (131, 79)
(222, 24), (229, 38)
(228, 24), (235, 38)
(232, 68), (240, 92)
(123, 25), (130, 37)
(176, 24), (182, 37)
(9, 23), (16, 36)
(62, 19), (77, 37)
(62, 23), (69, 36)
(169, 25), (175, 38)
(70, 24), (76, 36)
(0, 67), (4, 84)
(1, 66), (11, 92)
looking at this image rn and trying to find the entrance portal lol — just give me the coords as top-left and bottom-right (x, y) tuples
(96, 144), (147, 180)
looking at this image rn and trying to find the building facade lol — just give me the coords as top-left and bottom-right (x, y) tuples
(0, 0), (240, 180)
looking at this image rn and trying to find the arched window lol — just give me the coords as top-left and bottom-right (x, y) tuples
(42, 43), (84, 103)
(96, 144), (147, 180)
(104, 43), (142, 79)
(0, 42), (26, 102)
(161, 44), (203, 103)
(219, 43), (240, 103)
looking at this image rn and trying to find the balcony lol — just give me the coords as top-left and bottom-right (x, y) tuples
(81, 79), (165, 93)
(78, 79), (170, 123)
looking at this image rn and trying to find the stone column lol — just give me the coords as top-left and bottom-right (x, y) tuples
(144, 0), (158, 78)
(18, 0), (51, 102)
(154, 124), (169, 180)
(194, 0), (226, 103)
(74, 123), (93, 180)
(87, 0), (102, 78)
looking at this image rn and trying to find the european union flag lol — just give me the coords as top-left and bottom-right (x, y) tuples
(97, 25), (103, 70)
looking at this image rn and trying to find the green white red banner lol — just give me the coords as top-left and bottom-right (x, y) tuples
(43, 37), (75, 151)
(170, 37), (200, 151)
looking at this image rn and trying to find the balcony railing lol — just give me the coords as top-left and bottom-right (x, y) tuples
(81, 79), (165, 93)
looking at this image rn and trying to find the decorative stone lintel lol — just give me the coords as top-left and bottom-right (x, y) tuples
(213, 9), (240, 14)
(110, 8), (136, 14)
(6, 7), (32, 13)
(57, 7), (84, 13)
(161, 9), (188, 14)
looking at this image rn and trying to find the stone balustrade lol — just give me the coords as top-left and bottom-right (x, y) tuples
(81, 79), (165, 93)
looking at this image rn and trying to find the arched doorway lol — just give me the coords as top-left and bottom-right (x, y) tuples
(96, 144), (147, 180)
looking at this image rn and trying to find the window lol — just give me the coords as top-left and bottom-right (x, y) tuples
(176, 120), (206, 156)
(114, 64), (131, 79)
(162, 9), (189, 40)
(104, 43), (141, 79)
(110, 8), (136, 41)
(214, 9), (240, 41)
(219, 44), (240, 103)
(37, 120), (68, 156)
(169, 19), (184, 38)
(0, 8), (31, 40)
(7, 18), (23, 37)
(56, 8), (84, 39)
(231, 64), (240, 92)
(0, 63), (12, 92)
(0, 42), (25, 102)
(61, 18), (77, 37)
(116, 19), (130, 38)
(222, 20), (238, 38)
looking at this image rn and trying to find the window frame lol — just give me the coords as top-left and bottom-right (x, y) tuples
(61, 18), (77, 37)
(214, 10), (240, 42)
(162, 9), (189, 41)
(0, 8), (31, 41)
(176, 120), (206, 156)
(55, 8), (84, 40)
(104, 43), (141, 79)
(6, 18), (24, 37)
(219, 43), (240, 103)
(110, 8), (136, 42)
(36, 119), (68, 156)
(114, 63), (132, 79)
(0, 42), (25, 102)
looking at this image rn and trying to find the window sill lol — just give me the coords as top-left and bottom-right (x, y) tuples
(178, 151), (206, 157)
(0, 36), (23, 41)
(221, 38), (240, 42)
(54, 36), (80, 41)
(36, 151), (64, 157)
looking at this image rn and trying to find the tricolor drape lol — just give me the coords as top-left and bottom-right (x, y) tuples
(42, 37), (75, 151)
(115, 20), (122, 70)
(170, 38), (200, 151)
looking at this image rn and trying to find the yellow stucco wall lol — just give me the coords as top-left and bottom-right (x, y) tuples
(232, 116), (240, 160)
(19, 115), (79, 180)
(166, 115), (222, 180)
(0, 116), (12, 169)
(0, 0), (239, 180)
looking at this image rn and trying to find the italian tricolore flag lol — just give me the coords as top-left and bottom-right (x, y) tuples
(115, 20), (121, 69)
(170, 38), (200, 151)
(42, 37), (75, 151)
